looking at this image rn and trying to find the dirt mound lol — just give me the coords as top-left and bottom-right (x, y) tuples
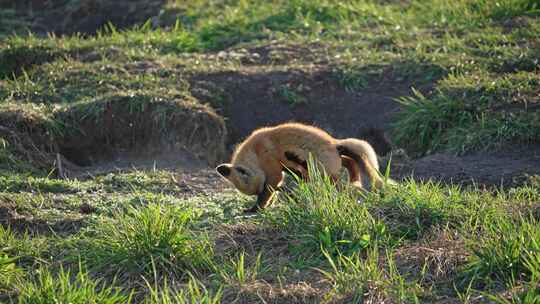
(54, 93), (226, 167)
(0, 105), (54, 172)
(0, 93), (227, 175)
(2, 0), (168, 36)
(190, 66), (407, 155)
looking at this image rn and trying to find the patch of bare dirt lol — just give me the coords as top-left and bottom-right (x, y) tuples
(190, 65), (409, 156)
(215, 222), (291, 262)
(215, 223), (330, 303)
(73, 151), (230, 197)
(392, 228), (470, 303)
(223, 281), (325, 304)
(395, 229), (469, 285)
(173, 168), (231, 196)
(391, 145), (540, 188)
(0, 203), (85, 235)
(2, 0), (168, 35)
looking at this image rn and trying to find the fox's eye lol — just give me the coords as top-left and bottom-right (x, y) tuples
(236, 167), (249, 176)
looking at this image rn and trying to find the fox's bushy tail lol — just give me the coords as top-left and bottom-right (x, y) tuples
(336, 138), (385, 190)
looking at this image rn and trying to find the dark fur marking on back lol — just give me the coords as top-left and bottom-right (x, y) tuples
(337, 145), (368, 173)
(337, 145), (360, 163)
(284, 151), (307, 169)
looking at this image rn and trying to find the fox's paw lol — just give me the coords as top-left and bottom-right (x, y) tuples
(243, 206), (261, 213)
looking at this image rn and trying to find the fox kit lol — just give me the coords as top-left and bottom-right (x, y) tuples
(216, 123), (384, 213)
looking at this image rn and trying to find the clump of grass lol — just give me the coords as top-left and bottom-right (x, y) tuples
(0, 43), (61, 79)
(489, 278), (540, 304)
(393, 71), (540, 155)
(0, 252), (22, 294)
(318, 246), (422, 303)
(334, 64), (370, 92)
(265, 156), (388, 257)
(72, 203), (213, 277)
(392, 88), (473, 156)
(193, 0), (368, 50)
(463, 216), (540, 285)
(17, 266), (130, 304)
(485, 238), (540, 303)
(217, 251), (265, 287)
(334, 58), (447, 92)
(409, 0), (539, 29)
(478, 0), (540, 21)
(144, 275), (222, 304)
(369, 180), (463, 240)
(318, 246), (385, 302)
(0, 225), (49, 266)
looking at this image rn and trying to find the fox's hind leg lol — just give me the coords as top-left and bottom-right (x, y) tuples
(337, 139), (384, 191)
(341, 155), (363, 188)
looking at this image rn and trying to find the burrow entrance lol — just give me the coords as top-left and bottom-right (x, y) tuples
(0, 93), (227, 176)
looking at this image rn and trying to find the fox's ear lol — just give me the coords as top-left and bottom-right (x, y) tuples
(216, 164), (232, 177)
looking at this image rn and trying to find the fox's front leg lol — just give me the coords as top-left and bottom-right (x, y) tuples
(244, 164), (283, 213)
(244, 184), (275, 213)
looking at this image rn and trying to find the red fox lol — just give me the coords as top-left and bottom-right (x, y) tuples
(216, 123), (384, 213)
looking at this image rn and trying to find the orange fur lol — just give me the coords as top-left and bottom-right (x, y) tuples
(216, 122), (384, 212)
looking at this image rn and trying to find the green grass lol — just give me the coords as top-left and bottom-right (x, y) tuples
(1, 58), (190, 104)
(0, 252), (22, 294)
(0, 160), (538, 301)
(0, 225), (50, 266)
(464, 216), (540, 285)
(264, 159), (387, 257)
(16, 266), (130, 304)
(0, 174), (87, 193)
(70, 203), (213, 277)
(318, 246), (423, 302)
(144, 276), (222, 304)
(96, 171), (185, 194)
(394, 71), (540, 155)
(277, 84), (308, 106)
(1, 0), (538, 154)
(369, 180), (463, 240)
(1, 0), (540, 302)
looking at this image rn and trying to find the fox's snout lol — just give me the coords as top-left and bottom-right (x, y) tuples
(216, 164), (231, 177)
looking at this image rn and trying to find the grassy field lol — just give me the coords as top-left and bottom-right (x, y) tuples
(1, 0), (540, 303)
